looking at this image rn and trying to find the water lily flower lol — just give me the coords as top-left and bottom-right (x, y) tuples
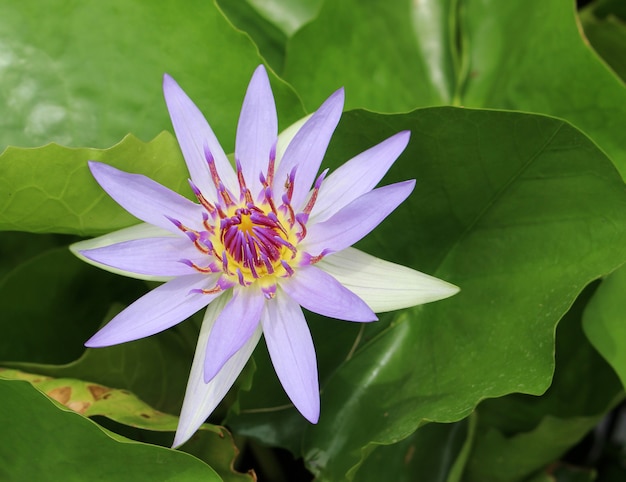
(71, 65), (459, 447)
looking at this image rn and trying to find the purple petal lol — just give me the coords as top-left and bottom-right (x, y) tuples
(262, 292), (319, 423)
(281, 265), (376, 322)
(236, 65), (278, 198)
(80, 237), (207, 277)
(203, 286), (265, 382)
(274, 89), (344, 211)
(310, 131), (411, 223)
(303, 180), (415, 255)
(173, 294), (262, 448)
(88, 161), (204, 234)
(85, 274), (222, 347)
(163, 74), (238, 201)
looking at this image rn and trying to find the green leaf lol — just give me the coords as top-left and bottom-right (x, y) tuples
(216, 0), (287, 73)
(460, 0), (626, 177)
(583, 265), (626, 389)
(580, 1), (626, 82)
(581, 0), (626, 21)
(465, 286), (622, 481)
(3, 301), (194, 415)
(0, 247), (145, 365)
(216, 0), (323, 75)
(229, 108), (626, 480)
(0, 368), (254, 482)
(0, 367), (195, 432)
(353, 416), (476, 482)
(0, 250), (252, 481)
(226, 309), (389, 454)
(281, 0), (626, 178)
(525, 465), (597, 482)
(283, 0), (457, 111)
(0, 378), (222, 481)
(470, 417), (601, 482)
(311, 108), (626, 480)
(246, 0), (322, 36)
(0, 232), (67, 279)
(182, 430), (255, 482)
(0, 0), (303, 150)
(0, 243), (193, 413)
(0, 133), (190, 236)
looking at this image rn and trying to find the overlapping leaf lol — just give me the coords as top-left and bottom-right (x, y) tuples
(466, 287), (623, 481)
(0, 247), (146, 365)
(2, 0), (626, 479)
(280, 0), (626, 178)
(0, 369), (254, 482)
(0, 379), (222, 481)
(0, 0), (303, 150)
(0, 133), (189, 235)
(580, 0), (626, 81)
(583, 265), (626, 390)
(460, 0), (626, 177)
(227, 108), (626, 480)
(353, 417), (475, 482)
(0, 367), (196, 431)
(283, 0), (457, 111)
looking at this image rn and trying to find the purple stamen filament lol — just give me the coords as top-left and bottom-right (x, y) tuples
(172, 147), (329, 292)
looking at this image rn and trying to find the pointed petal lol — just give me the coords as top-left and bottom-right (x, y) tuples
(281, 265), (376, 322)
(163, 74), (238, 200)
(80, 237), (207, 277)
(71, 224), (176, 281)
(303, 180), (415, 255)
(88, 161), (204, 234)
(173, 294), (262, 448)
(274, 89), (344, 211)
(318, 248), (460, 312)
(275, 114), (312, 165)
(262, 292), (319, 423)
(203, 286), (264, 382)
(236, 65), (278, 197)
(310, 131), (411, 223)
(85, 274), (221, 347)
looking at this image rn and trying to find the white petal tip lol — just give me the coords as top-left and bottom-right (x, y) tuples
(404, 278), (461, 306)
(435, 281), (461, 300)
(171, 432), (191, 449)
(317, 249), (461, 313)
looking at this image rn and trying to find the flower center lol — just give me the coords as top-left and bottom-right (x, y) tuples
(170, 147), (325, 297)
(217, 204), (297, 283)
(222, 208), (283, 264)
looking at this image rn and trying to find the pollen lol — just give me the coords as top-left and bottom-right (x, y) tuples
(238, 211), (254, 234)
(171, 147), (321, 291)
